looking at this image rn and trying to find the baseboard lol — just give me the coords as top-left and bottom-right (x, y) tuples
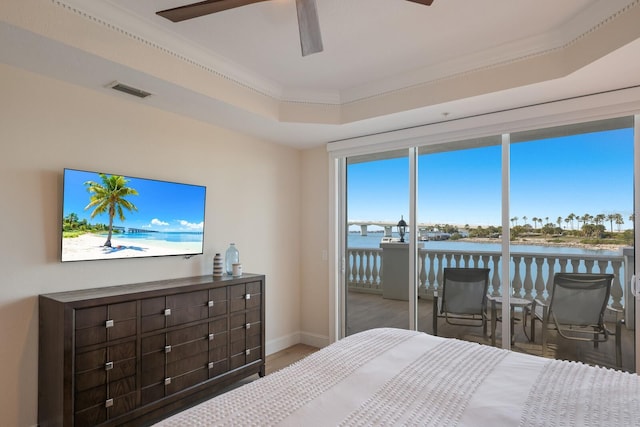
(265, 330), (330, 355)
(265, 332), (301, 356)
(300, 331), (330, 348)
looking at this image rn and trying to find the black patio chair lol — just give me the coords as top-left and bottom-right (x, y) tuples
(528, 272), (622, 368)
(433, 267), (490, 337)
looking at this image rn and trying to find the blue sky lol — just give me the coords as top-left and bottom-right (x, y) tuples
(63, 169), (206, 232)
(347, 127), (633, 229)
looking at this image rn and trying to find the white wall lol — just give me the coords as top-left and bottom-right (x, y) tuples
(0, 63), (306, 426)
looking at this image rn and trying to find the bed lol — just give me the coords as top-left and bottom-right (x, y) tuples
(155, 328), (640, 426)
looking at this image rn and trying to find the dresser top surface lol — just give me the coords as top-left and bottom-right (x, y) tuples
(40, 274), (265, 304)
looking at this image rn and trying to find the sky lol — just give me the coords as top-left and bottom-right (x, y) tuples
(347, 127), (634, 230)
(63, 169), (206, 232)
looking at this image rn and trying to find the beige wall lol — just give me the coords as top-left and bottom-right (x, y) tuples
(0, 63), (329, 426)
(300, 147), (331, 345)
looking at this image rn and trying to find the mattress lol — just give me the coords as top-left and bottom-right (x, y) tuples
(155, 328), (640, 426)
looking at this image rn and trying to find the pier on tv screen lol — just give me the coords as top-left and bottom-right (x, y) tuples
(61, 168), (206, 262)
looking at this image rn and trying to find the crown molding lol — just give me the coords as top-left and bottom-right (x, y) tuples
(50, 0), (640, 110)
(340, 0), (640, 104)
(52, 0), (287, 100)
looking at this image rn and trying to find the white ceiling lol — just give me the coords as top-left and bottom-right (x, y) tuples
(2, 0), (640, 148)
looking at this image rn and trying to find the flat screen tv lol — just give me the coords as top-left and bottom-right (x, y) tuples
(61, 168), (206, 262)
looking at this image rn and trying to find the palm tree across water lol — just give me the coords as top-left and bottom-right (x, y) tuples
(84, 174), (139, 247)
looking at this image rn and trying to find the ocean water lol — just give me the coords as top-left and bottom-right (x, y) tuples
(101, 231), (203, 243)
(348, 232), (620, 255)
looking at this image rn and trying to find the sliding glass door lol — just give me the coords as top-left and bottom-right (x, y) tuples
(508, 118), (634, 369)
(416, 137), (502, 346)
(344, 150), (410, 336)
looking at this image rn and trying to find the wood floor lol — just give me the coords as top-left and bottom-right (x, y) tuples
(265, 343), (319, 374)
(347, 291), (636, 372)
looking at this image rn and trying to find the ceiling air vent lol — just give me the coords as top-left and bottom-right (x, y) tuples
(107, 81), (152, 99)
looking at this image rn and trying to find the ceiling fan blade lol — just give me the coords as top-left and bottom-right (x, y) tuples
(296, 0), (323, 57)
(406, 0), (434, 5)
(157, 0), (270, 22)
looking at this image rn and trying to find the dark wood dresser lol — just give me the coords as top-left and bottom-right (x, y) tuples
(38, 274), (265, 426)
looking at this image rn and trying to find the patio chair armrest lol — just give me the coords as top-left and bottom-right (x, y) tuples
(605, 306), (623, 316)
(531, 298), (547, 321)
(532, 298), (546, 307)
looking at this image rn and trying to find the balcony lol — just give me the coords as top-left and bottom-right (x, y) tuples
(346, 246), (634, 371)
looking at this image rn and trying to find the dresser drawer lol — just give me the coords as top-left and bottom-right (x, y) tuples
(141, 290), (210, 332)
(167, 367), (208, 396)
(229, 281), (262, 312)
(208, 318), (228, 347)
(230, 346), (261, 370)
(209, 287), (228, 317)
(167, 290), (209, 326)
(229, 309), (261, 330)
(74, 390), (136, 427)
(75, 302), (137, 347)
(167, 348), (209, 377)
(75, 355), (136, 392)
(75, 341), (136, 392)
(167, 323), (208, 346)
(75, 376), (135, 412)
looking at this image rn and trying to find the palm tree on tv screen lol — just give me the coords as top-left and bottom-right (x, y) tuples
(84, 174), (138, 247)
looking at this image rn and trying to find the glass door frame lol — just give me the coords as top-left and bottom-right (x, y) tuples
(635, 114), (640, 371)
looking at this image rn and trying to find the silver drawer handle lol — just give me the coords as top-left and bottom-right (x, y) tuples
(245, 293), (251, 300)
(208, 333), (214, 341)
(208, 300), (214, 307)
(105, 319), (114, 328)
(164, 377), (171, 385)
(245, 323), (250, 330)
(164, 345), (172, 353)
(105, 361), (114, 371)
(208, 362), (214, 369)
(164, 308), (171, 316)
(245, 349), (250, 355)
(105, 398), (114, 408)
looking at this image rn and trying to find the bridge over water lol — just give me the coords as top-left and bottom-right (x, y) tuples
(112, 226), (158, 234)
(348, 221), (448, 237)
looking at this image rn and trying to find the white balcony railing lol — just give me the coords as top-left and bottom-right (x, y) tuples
(347, 247), (627, 310)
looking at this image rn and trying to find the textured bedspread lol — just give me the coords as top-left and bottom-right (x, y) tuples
(155, 328), (640, 426)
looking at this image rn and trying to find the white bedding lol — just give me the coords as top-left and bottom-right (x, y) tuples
(155, 328), (640, 426)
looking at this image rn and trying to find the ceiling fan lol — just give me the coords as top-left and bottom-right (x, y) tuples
(157, 0), (434, 57)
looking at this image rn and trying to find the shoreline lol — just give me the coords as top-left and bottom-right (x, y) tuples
(62, 233), (201, 261)
(459, 236), (627, 252)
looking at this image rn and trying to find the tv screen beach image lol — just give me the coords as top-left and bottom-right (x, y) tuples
(61, 169), (206, 262)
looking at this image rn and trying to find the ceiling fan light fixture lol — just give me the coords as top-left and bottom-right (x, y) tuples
(406, 0), (435, 5)
(156, 0), (433, 57)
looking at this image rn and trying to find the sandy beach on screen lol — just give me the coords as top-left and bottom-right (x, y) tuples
(62, 233), (200, 261)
